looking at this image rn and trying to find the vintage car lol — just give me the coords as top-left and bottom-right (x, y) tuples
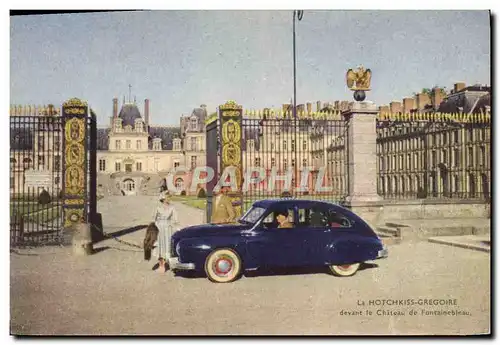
(170, 199), (388, 283)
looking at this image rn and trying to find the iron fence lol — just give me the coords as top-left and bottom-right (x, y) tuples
(376, 112), (491, 200)
(10, 114), (63, 246)
(240, 111), (348, 211)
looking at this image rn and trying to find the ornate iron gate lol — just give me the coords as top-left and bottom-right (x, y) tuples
(9, 98), (97, 246)
(205, 101), (349, 219)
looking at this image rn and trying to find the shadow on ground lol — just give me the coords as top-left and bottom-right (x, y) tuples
(94, 224), (148, 244)
(172, 262), (379, 280)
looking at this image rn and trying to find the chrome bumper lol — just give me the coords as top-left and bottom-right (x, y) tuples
(169, 257), (196, 270)
(377, 248), (389, 259)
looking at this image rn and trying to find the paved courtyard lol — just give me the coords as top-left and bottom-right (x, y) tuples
(10, 196), (490, 335)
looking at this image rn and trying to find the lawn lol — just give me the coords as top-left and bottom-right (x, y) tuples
(171, 195), (207, 210)
(10, 202), (61, 224)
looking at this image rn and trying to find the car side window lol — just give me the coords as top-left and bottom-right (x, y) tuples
(298, 207), (329, 228)
(328, 210), (352, 228)
(262, 208), (295, 229)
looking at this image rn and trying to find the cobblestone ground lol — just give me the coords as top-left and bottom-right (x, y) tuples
(10, 196), (490, 335)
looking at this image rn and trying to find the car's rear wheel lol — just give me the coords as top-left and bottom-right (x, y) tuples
(329, 263), (361, 277)
(205, 248), (242, 283)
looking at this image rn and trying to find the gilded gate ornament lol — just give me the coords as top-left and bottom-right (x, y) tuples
(346, 65), (372, 102)
(65, 118), (85, 143)
(346, 65), (372, 91)
(65, 143), (85, 165)
(65, 165), (85, 195)
(222, 120), (241, 143)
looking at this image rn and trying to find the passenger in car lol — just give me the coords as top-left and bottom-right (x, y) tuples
(276, 210), (293, 228)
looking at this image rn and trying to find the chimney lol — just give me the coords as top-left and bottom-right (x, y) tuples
(416, 93), (430, 110)
(432, 87), (444, 109)
(316, 101), (321, 112)
(306, 102), (312, 114)
(113, 98), (118, 118)
(334, 101), (340, 110)
(454, 82), (466, 93)
(379, 105), (390, 113)
(403, 98), (415, 114)
(144, 99), (150, 127)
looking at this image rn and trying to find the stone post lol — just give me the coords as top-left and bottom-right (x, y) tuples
(343, 102), (383, 228)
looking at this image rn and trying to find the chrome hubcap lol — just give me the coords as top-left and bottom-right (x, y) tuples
(214, 256), (233, 276)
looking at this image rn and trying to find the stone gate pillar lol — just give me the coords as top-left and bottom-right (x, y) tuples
(343, 102), (383, 227)
(62, 98), (89, 228)
(218, 100), (243, 219)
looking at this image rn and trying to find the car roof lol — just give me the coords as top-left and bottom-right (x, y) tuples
(253, 198), (344, 211)
(252, 198), (366, 224)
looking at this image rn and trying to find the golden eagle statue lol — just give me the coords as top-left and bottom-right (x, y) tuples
(346, 65), (372, 91)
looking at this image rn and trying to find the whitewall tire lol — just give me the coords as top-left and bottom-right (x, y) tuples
(329, 263), (361, 277)
(205, 248), (242, 283)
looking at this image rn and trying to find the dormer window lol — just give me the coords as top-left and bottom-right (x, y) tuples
(173, 138), (181, 151)
(153, 138), (162, 151)
(113, 118), (122, 132)
(190, 117), (198, 130)
(125, 125), (132, 132)
(135, 119), (143, 132)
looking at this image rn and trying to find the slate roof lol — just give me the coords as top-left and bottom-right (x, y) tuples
(437, 88), (491, 114)
(148, 126), (181, 150)
(118, 103), (143, 128)
(96, 126), (181, 151)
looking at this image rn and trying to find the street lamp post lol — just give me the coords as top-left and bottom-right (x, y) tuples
(293, 10), (303, 194)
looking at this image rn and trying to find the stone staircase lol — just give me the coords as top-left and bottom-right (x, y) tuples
(375, 218), (491, 245)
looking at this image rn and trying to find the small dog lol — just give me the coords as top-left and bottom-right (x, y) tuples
(143, 222), (159, 261)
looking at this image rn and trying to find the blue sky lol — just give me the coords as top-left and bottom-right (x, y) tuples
(10, 10), (490, 125)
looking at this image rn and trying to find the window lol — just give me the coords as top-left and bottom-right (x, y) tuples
(241, 206), (266, 224)
(115, 162), (121, 172)
(283, 140), (287, 150)
(126, 140), (131, 149)
(283, 159), (288, 170)
(38, 155), (44, 167)
(99, 159), (106, 172)
(190, 117), (198, 130)
(191, 156), (197, 169)
(271, 157), (275, 166)
(271, 143), (275, 151)
(291, 140), (295, 151)
(54, 176), (60, 185)
(302, 140), (307, 150)
(54, 138), (61, 151)
(454, 149), (460, 167)
(261, 208), (294, 229)
(292, 159), (295, 167)
(190, 137), (197, 151)
(116, 140), (121, 150)
(468, 147), (473, 166)
(136, 140), (142, 150)
(255, 157), (261, 167)
(38, 135), (44, 151)
(125, 164), (132, 173)
(54, 156), (61, 171)
(10, 176), (14, 188)
(23, 157), (31, 167)
(136, 162), (142, 171)
(297, 207), (352, 228)
(124, 179), (135, 192)
(174, 161), (180, 168)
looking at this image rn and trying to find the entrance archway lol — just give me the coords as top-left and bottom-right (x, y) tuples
(123, 178), (136, 196)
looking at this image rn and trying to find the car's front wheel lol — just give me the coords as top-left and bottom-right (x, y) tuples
(329, 263), (361, 277)
(205, 248), (242, 283)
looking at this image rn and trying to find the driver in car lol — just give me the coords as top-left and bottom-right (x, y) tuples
(276, 210), (293, 229)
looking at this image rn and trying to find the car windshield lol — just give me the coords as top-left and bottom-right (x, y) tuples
(239, 206), (266, 225)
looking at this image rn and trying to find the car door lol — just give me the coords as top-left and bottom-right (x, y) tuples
(295, 205), (333, 266)
(245, 207), (307, 268)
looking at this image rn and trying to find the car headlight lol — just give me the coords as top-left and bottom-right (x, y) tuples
(175, 242), (181, 256)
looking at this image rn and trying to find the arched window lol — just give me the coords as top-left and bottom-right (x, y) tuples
(123, 178), (135, 192)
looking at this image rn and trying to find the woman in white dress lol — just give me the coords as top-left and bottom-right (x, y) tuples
(152, 192), (179, 272)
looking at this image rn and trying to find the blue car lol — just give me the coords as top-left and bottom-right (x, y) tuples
(170, 199), (388, 283)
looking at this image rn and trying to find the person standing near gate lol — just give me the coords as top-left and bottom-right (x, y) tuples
(211, 186), (236, 224)
(151, 191), (179, 272)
